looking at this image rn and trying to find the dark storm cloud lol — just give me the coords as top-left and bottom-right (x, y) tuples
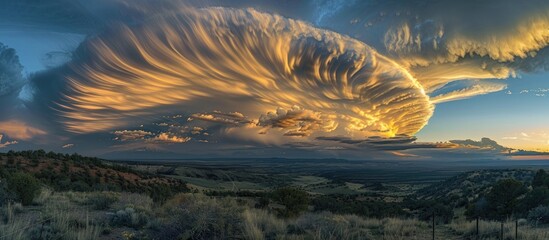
(315, 135), (450, 151)
(449, 138), (509, 151)
(0, 42), (24, 96)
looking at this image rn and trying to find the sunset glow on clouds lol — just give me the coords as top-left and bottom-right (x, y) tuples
(1, 0), (549, 157)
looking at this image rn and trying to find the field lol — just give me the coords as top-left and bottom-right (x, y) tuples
(2, 151), (549, 239)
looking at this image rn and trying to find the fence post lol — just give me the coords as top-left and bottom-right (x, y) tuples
(500, 221), (503, 240)
(432, 213), (435, 240)
(476, 217), (479, 239)
(515, 219), (518, 240)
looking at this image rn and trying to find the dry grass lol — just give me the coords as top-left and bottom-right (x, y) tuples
(43, 206), (101, 240)
(0, 191), (103, 240)
(0, 203), (31, 240)
(448, 219), (549, 240)
(2, 191), (548, 239)
(241, 208), (431, 240)
(243, 209), (287, 240)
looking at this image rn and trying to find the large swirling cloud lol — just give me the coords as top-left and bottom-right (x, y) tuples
(44, 7), (432, 142)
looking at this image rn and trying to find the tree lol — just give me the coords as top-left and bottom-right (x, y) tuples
(419, 202), (454, 224)
(272, 187), (309, 217)
(485, 179), (527, 220)
(533, 169), (549, 188)
(7, 172), (41, 205)
(522, 187), (549, 212)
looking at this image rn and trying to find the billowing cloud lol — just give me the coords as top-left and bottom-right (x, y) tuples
(258, 106), (338, 137)
(40, 6), (432, 144)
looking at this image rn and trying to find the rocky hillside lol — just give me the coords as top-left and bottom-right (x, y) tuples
(0, 150), (188, 201)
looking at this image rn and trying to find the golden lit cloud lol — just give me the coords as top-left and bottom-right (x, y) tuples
(113, 130), (153, 141)
(0, 120), (47, 140)
(430, 82), (507, 104)
(149, 133), (191, 143)
(52, 7), (433, 142)
(315, 0), (549, 103)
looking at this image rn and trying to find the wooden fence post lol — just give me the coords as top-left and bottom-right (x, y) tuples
(432, 213), (435, 240)
(476, 217), (479, 239)
(500, 221), (503, 240)
(515, 219), (518, 240)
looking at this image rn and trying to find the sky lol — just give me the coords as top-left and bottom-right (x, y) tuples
(1, 0), (549, 159)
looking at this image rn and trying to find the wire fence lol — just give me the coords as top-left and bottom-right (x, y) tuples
(2, 203), (549, 240)
(429, 214), (549, 240)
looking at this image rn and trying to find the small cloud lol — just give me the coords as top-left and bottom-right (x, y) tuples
(62, 144), (74, 148)
(521, 132), (530, 137)
(390, 151), (419, 157)
(113, 130), (154, 141)
(148, 133), (190, 143)
(188, 111), (250, 125)
(0, 134), (18, 148)
(502, 137), (518, 140)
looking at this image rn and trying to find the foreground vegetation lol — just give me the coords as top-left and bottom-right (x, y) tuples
(1, 150), (549, 239)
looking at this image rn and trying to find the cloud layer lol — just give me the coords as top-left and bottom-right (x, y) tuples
(315, 0), (549, 100)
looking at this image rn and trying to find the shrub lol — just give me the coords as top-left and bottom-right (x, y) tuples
(297, 212), (360, 239)
(522, 187), (549, 212)
(157, 194), (244, 239)
(114, 192), (153, 211)
(243, 209), (287, 240)
(0, 179), (16, 206)
(7, 172), (41, 205)
(527, 205), (549, 224)
(271, 187), (309, 218)
(85, 192), (118, 210)
(109, 207), (149, 228)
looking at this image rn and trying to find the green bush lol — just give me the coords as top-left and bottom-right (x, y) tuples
(157, 194), (244, 239)
(0, 179), (16, 206)
(271, 187), (309, 218)
(109, 207), (149, 228)
(85, 193), (118, 210)
(7, 172), (41, 205)
(527, 205), (549, 224)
